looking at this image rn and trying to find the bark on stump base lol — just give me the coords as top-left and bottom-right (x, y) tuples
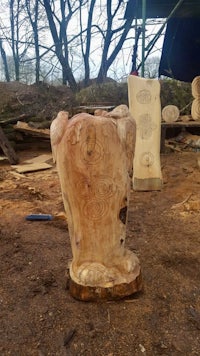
(69, 272), (142, 301)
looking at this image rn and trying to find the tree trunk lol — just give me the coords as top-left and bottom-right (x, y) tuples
(0, 39), (10, 82)
(128, 75), (163, 191)
(50, 108), (142, 301)
(43, 0), (77, 92)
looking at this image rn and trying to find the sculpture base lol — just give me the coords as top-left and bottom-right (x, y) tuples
(133, 177), (163, 191)
(69, 272), (143, 301)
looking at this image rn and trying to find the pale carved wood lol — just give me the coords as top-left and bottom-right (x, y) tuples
(102, 105), (136, 177)
(191, 76), (200, 98)
(191, 98), (200, 121)
(162, 105), (180, 123)
(50, 107), (142, 301)
(128, 75), (163, 191)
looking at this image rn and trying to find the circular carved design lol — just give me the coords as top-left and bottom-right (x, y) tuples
(76, 175), (115, 199)
(138, 114), (157, 140)
(94, 175), (115, 199)
(141, 152), (154, 167)
(81, 140), (103, 164)
(136, 89), (151, 104)
(83, 199), (108, 221)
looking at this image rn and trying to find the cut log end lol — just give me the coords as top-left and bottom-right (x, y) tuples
(162, 105), (180, 123)
(69, 271), (143, 301)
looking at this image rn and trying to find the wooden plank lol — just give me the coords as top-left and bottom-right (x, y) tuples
(11, 162), (52, 173)
(76, 105), (115, 114)
(0, 126), (19, 164)
(24, 154), (52, 164)
(0, 114), (30, 126)
(13, 121), (50, 138)
(161, 120), (200, 128)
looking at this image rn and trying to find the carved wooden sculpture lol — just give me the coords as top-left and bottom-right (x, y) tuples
(128, 75), (163, 191)
(50, 107), (142, 301)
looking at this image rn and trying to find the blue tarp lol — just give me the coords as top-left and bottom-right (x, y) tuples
(159, 18), (200, 82)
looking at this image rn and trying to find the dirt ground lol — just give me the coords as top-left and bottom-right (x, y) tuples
(0, 147), (200, 356)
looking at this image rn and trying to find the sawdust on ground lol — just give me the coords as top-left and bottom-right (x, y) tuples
(0, 148), (200, 356)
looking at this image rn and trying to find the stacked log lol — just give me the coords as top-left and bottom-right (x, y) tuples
(191, 76), (200, 121)
(162, 105), (180, 123)
(0, 115), (51, 152)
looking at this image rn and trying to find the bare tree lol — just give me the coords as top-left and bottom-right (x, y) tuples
(96, 0), (134, 82)
(10, 0), (21, 80)
(0, 0), (142, 88)
(42, 0), (78, 90)
(79, 0), (96, 86)
(25, 0), (40, 83)
(0, 38), (10, 81)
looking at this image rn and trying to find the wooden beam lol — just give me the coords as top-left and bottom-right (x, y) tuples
(0, 126), (19, 164)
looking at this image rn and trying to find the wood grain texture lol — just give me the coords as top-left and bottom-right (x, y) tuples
(128, 75), (163, 191)
(50, 107), (142, 300)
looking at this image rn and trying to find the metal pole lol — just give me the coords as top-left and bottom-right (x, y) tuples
(137, 0), (185, 72)
(141, 0), (146, 77)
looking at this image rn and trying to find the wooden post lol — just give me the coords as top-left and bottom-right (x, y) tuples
(128, 75), (163, 191)
(0, 126), (19, 164)
(50, 108), (142, 301)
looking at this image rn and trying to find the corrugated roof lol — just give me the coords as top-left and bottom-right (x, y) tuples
(125, 0), (200, 19)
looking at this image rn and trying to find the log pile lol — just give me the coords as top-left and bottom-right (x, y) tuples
(191, 76), (200, 120)
(0, 82), (75, 153)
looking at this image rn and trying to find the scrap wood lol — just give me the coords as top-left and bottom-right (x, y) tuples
(54, 212), (67, 221)
(11, 162), (52, 173)
(0, 126), (19, 164)
(165, 143), (182, 152)
(24, 153), (53, 164)
(171, 193), (192, 209)
(9, 171), (29, 179)
(0, 155), (9, 162)
(14, 121), (50, 138)
(0, 114), (30, 126)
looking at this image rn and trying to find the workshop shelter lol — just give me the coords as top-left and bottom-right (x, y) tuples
(125, 0), (200, 82)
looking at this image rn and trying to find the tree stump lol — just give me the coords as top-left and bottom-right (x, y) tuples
(128, 75), (163, 191)
(50, 108), (142, 301)
(162, 105), (180, 123)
